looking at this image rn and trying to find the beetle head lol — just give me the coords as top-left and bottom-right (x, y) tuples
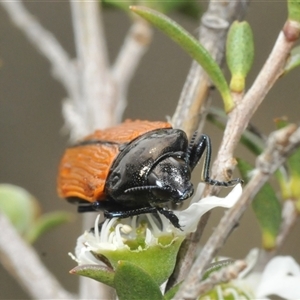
(147, 156), (194, 204)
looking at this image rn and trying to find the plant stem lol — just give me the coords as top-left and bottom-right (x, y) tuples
(167, 0), (249, 291)
(175, 125), (300, 299)
(0, 213), (75, 299)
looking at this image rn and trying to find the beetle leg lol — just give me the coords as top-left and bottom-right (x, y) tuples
(104, 207), (157, 219)
(77, 202), (183, 229)
(104, 206), (182, 230)
(188, 134), (242, 187)
(156, 207), (182, 230)
(187, 132), (207, 171)
(77, 203), (98, 213)
(77, 199), (120, 213)
(186, 130), (198, 165)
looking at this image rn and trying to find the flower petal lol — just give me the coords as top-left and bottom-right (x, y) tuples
(256, 256), (300, 299)
(189, 182), (205, 204)
(175, 183), (242, 233)
(73, 234), (101, 265)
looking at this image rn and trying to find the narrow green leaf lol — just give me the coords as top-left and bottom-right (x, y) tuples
(25, 211), (74, 244)
(103, 0), (129, 11)
(70, 264), (115, 287)
(288, 0), (300, 23)
(226, 21), (254, 92)
(164, 282), (181, 300)
(237, 159), (282, 250)
(284, 45), (300, 74)
(202, 259), (235, 280)
(130, 6), (234, 113)
(240, 130), (264, 156)
(171, 1), (202, 19)
(274, 119), (300, 202)
(114, 260), (163, 300)
(153, 1), (202, 19)
(287, 146), (300, 178)
(102, 0), (202, 19)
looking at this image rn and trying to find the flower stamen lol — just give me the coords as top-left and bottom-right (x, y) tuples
(115, 224), (125, 247)
(121, 224), (132, 235)
(145, 213), (161, 235)
(94, 214), (101, 243)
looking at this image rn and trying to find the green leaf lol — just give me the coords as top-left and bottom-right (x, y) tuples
(130, 6), (234, 113)
(237, 159), (282, 250)
(0, 184), (40, 235)
(287, 146), (300, 178)
(163, 282), (181, 300)
(70, 264), (115, 287)
(102, 0), (130, 11)
(202, 259), (234, 280)
(114, 260), (163, 300)
(25, 211), (74, 244)
(102, 0), (202, 19)
(239, 127), (264, 156)
(153, 1), (202, 19)
(226, 21), (254, 92)
(274, 119), (300, 203)
(97, 236), (184, 286)
(172, 1), (202, 19)
(287, 0), (300, 23)
(284, 45), (300, 74)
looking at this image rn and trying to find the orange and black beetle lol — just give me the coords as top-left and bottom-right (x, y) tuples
(58, 120), (240, 228)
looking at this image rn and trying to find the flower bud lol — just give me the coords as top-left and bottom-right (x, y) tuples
(226, 21), (254, 93)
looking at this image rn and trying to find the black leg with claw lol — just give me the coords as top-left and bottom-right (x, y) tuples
(187, 133), (242, 187)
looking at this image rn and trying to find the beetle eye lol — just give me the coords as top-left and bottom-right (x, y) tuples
(155, 181), (173, 193)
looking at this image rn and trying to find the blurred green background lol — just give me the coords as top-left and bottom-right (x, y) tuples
(1, 2), (300, 298)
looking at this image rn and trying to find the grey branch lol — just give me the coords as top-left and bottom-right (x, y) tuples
(167, 0), (250, 291)
(0, 213), (75, 299)
(176, 124), (300, 299)
(276, 199), (298, 250)
(196, 260), (247, 296)
(173, 14), (299, 299)
(112, 19), (153, 123)
(2, 0), (151, 142)
(1, 0), (77, 100)
(171, 0), (249, 137)
(68, 0), (113, 139)
(211, 28), (297, 188)
(2, 1), (152, 299)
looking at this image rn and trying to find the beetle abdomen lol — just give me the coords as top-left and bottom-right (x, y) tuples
(58, 144), (119, 202)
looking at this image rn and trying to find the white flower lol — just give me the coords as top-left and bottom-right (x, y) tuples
(176, 183), (242, 234)
(256, 255), (300, 299)
(70, 183), (242, 266)
(251, 256), (300, 299)
(233, 249), (300, 300)
(70, 214), (175, 266)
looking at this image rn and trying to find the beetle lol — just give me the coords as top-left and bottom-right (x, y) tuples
(58, 120), (241, 229)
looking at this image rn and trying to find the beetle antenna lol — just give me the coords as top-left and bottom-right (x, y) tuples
(125, 185), (170, 194)
(186, 131), (198, 164)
